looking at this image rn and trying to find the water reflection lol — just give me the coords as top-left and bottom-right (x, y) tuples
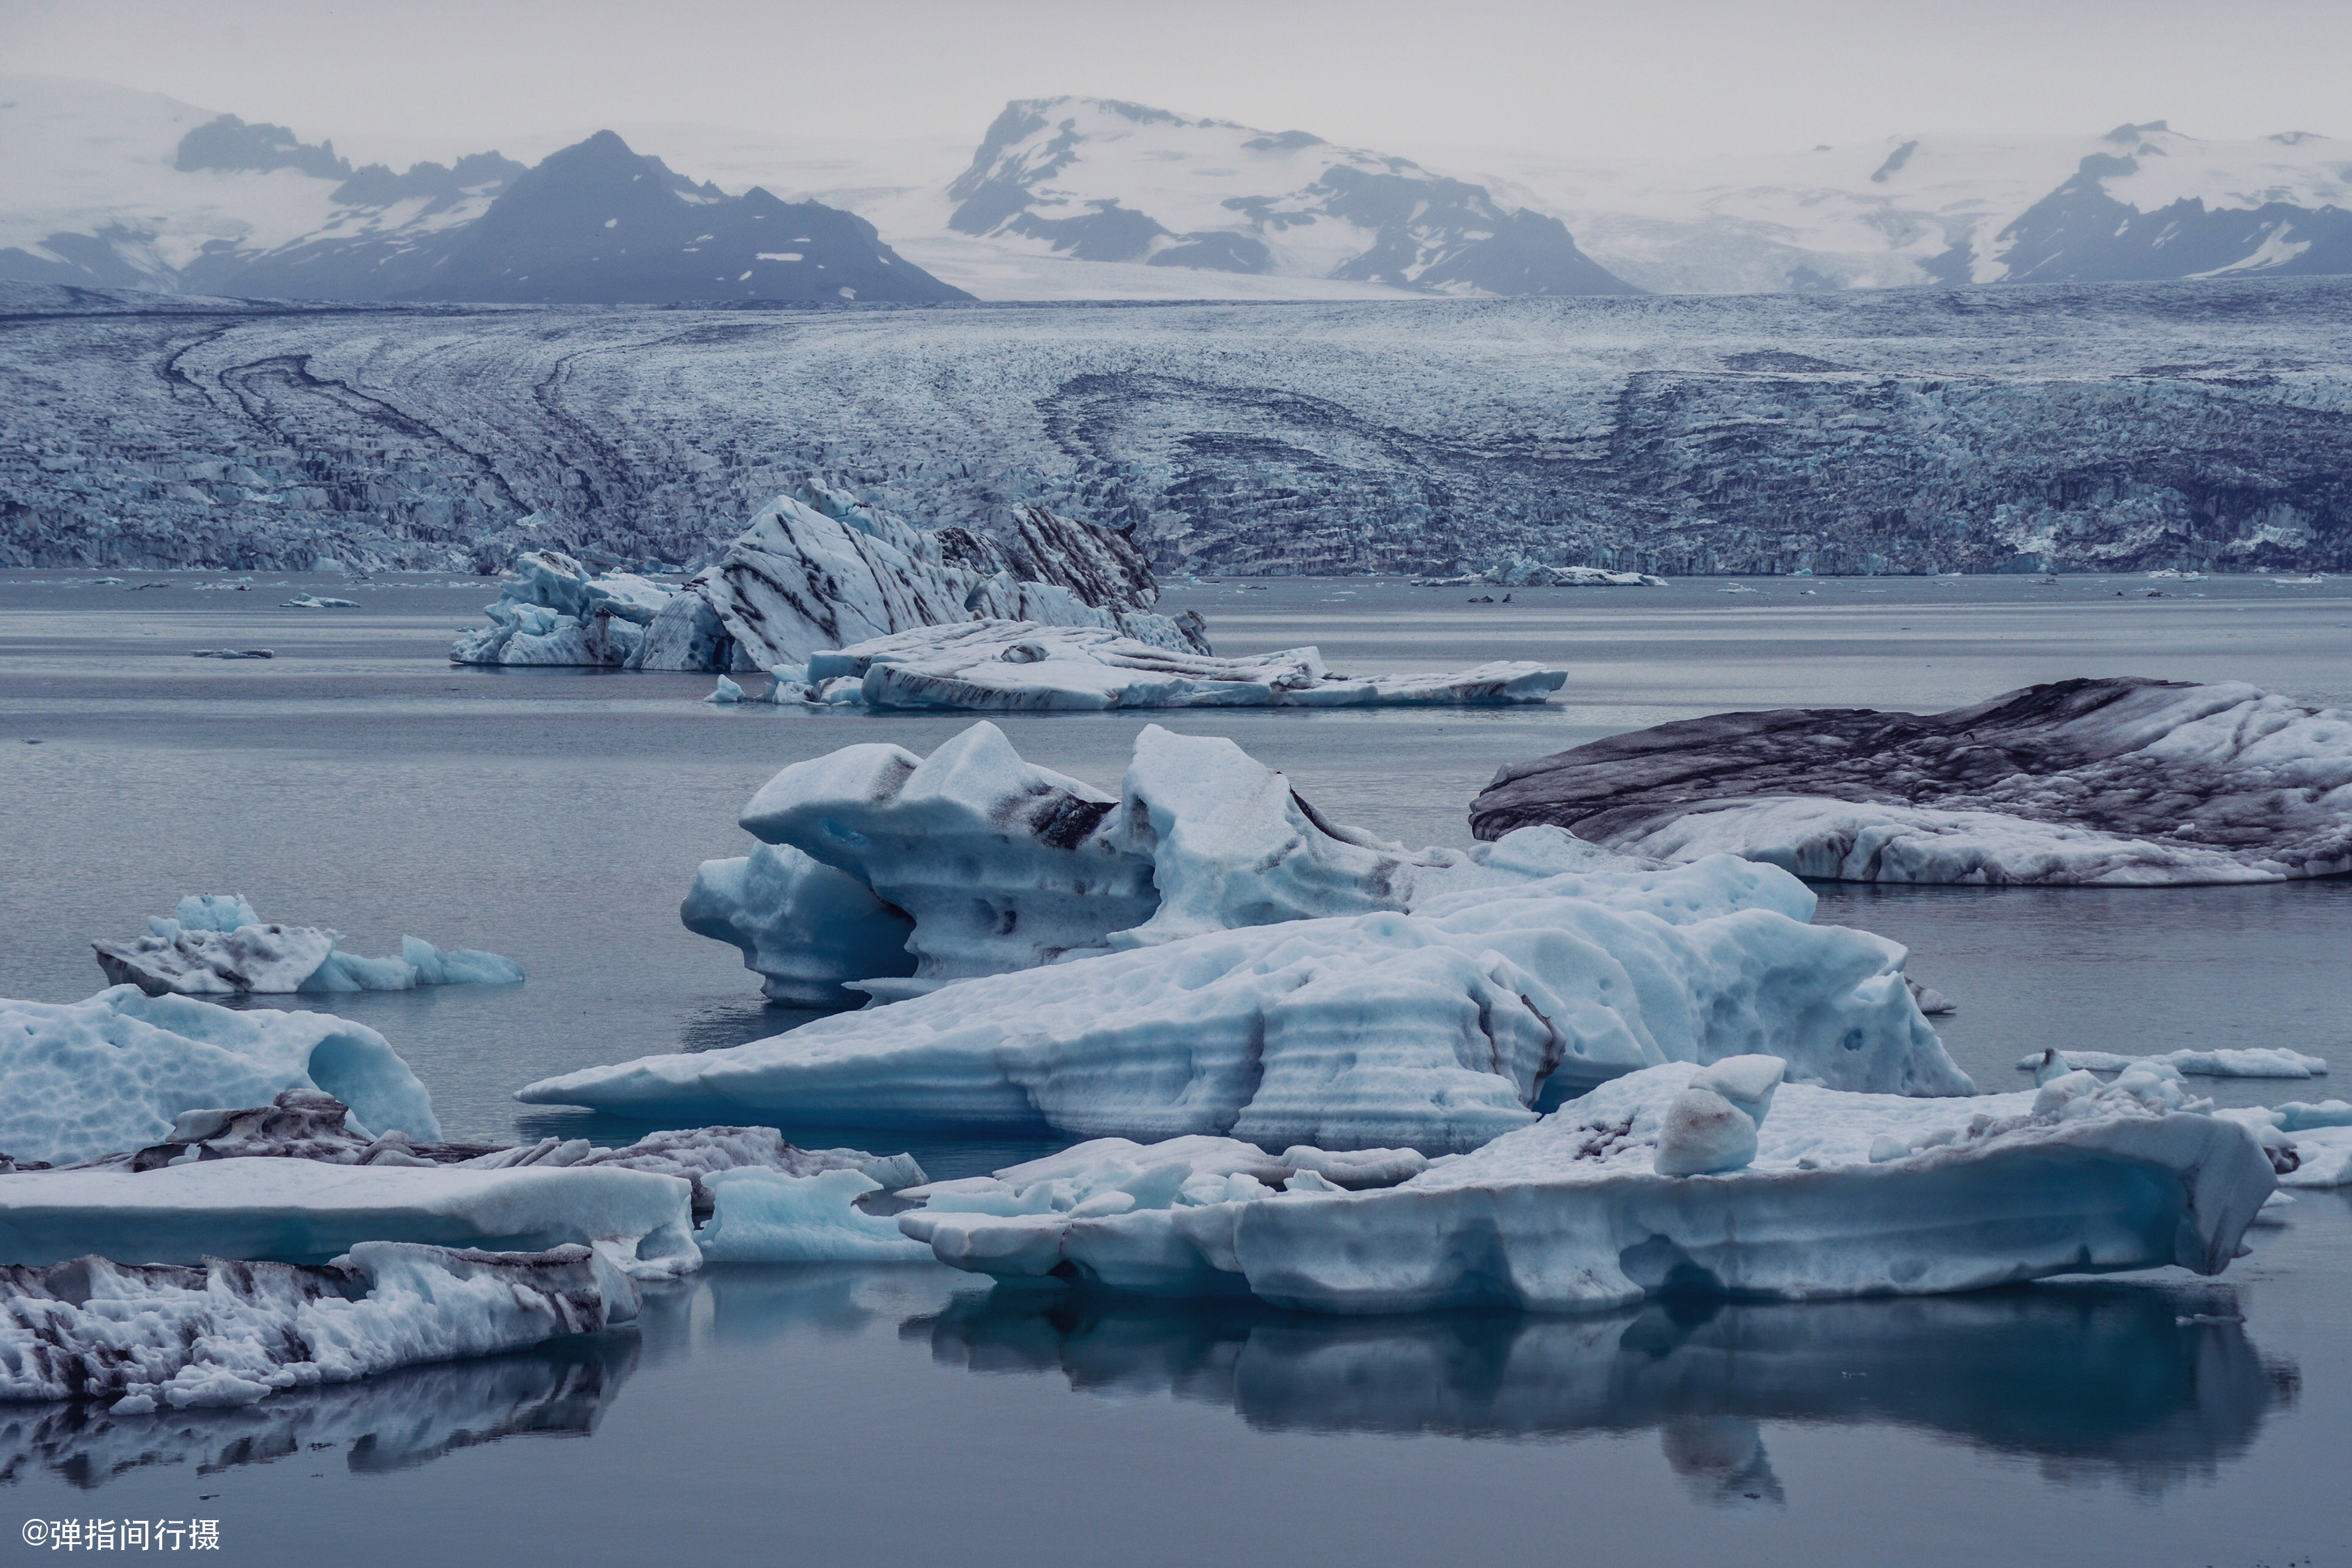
(913, 1281), (2296, 1498)
(0, 1335), (637, 1489)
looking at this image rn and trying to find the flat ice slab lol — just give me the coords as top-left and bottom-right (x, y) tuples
(2026, 1047), (2327, 1079)
(775, 620), (1566, 712)
(1470, 677), (2352, 884)
(0, 1159), (698, 1273)
(0, 1243), (628, 1409)
(902, 1062), (2274, 1311)
(0, 986), (439, 1168)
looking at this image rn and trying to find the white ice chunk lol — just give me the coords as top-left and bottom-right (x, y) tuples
(1653, 1087), (1759, 1176)
(0, 1158), (698, 1274)
(0, 1243), (626, 1408)
(0, 987), (438, 1168)
(693, 1168), (931, 1261)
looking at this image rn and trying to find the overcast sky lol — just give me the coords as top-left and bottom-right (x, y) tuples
(5, 0), (2346, 163)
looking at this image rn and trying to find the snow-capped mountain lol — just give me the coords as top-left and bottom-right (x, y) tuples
(931, 98), (1636, 295)
(0, 76), (969, 304)
(1452, 122), (2352, 293)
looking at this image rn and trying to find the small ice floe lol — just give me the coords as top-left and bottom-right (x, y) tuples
(189, 648), (274, 659)
(893, 1060), (2274, 1310)
(280, 594), (359, 609)
(704, 674), (745, 704)
(2020, 1046), (2327, 1079)
(1472, 676), (2352, 885)
(92, 894), (524, 998)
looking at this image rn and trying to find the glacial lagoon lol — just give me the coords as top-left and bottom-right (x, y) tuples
(3, 572), (2348, 1565)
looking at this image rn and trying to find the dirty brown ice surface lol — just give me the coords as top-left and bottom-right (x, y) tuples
(3, 569), (2348, 1566)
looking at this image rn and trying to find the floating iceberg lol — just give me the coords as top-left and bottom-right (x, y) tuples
(0, 986), (438, 1168)
(0, 1159), (698, 1273)
(900, 1059), (2272, 1310)
(694, 1168), (931, 1262)
(1470, 677), (2352, 884)
(765, 620), (1567, 712)
(280, 593), (358, 609)
(92, 894), (523, 996)
(526, 847), (1967, 1150)
(453, 482), (1203, 672)
(691, 722), (1788, 1003)
(447, 549), (676, 667)
(2021, 1046), (2327, 1079)
(0, 1243), (630, 1409)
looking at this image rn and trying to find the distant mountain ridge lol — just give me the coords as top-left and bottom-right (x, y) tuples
(941, 97), (1636, 295)
(0, 79), (968, 304)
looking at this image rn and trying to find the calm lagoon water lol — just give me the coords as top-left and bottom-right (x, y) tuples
(3, 571), (2349, 1565)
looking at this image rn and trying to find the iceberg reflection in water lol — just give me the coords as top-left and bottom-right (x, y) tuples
(913, 1281), (2295, 1499)
(0, 1334), (637, 1488)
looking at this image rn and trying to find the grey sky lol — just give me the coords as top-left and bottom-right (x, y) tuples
(5, 0), (2345, 163)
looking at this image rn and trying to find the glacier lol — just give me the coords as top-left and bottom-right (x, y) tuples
(899, 1059), (2273, 1310)
(1470, 677), (2352, 884)
(0, 1243), (631, 1411)
(453, 481), (1204, 674)
(92, 894), (524, 996)
(763, 620), (1565, 712)
(0, 986), (438, 1168)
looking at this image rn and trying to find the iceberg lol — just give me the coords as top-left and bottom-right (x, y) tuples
(1470, 677), (2352, 884)
(454, 482), (1204, 672)
(769, 620), (1565, 712)
(694, 1168), (931, 1262)
(697, 721), (1799, 1000)
(524, 854), (1967, 1150)
(0, 1159), (698, 1273)
(900, 1059), (2272, 1310)
(279, 593), (358, 609)
(0, 1243), (631, 1410)
(2021, 1046), (2327, 1079)
(92, 894), (524, 996)
(0, 986), (438, 1168)
(1416, 558), (1666, 588)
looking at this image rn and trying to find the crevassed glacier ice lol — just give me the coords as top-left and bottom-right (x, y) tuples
(524, 852), (1967, 1151)
(0, 987), (439, 1168)
(92, 894), (523, 996)
(767, 619), (1566, 712)
(0, 1243), (627, 1409)
(1470, 677), (2352, 884)
(902, 1060), (2272, 1310)
(455, 481), (1203, 672)
(0, 1158), (698, 1273)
